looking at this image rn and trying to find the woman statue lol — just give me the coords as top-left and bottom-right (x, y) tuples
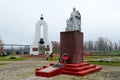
(66, 8), (81, 32)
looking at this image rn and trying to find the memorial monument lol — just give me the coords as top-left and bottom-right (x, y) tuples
(35, 8), (102, 78)
(60, 7), (83, 63)
(30, 14), (52, 55)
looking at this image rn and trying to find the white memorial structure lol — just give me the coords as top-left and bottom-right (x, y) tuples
(30, 14), (52, 55)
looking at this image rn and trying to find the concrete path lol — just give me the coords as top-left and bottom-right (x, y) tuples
(27, 76), (52, 80)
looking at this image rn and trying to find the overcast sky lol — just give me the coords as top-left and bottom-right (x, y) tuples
(0, 0), (120, 45)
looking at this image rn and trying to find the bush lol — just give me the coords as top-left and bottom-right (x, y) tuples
(9, 56), (16, 59)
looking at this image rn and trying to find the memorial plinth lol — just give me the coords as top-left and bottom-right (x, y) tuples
(35, 30), (102, 78)
(35, 8), (102, 78)
(60, 31), (83, 64)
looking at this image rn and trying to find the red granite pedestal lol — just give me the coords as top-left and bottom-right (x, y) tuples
(60, 31), (83, 64)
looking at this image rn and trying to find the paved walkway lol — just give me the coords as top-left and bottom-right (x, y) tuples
(0, 59), (120, 80)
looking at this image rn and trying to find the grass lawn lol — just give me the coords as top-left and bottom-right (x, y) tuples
(48, 56), (120, 66)
(0, 58), (25, 61)
(0, 56), (26, 61)
(49, 57), (59, 62)
(112, 51), (120, 55)
(0, 63), (7, 65)
(48, 56), (119, 61)
(48, 56), (99, 61)
(84, 56), (101, 60)
(87, 61), (120, 66)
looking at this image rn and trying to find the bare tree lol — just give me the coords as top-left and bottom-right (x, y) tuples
(96, 37), (105, 51)
(114, 42), (118, 51)
(88, 40), (93, 51)
(119, 41), (120, 51)
(0, 38), (4, 54)
(84, 37), (119, 54)
(93, 41), (97, 51)
(84, 41), (88, 51)
(107, 40), (113, 51)
(51, 41), (60, 54)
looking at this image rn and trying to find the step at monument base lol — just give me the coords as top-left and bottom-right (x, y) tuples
(35, 63), (102, 78)
(62, 63), (102, 76)
(36, 63), (63, 78)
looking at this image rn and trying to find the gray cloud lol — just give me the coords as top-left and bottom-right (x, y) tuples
(0, 0), (120, 44)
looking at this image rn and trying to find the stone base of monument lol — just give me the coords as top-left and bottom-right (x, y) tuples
(35, 63), (102, 78)
(62, 63), (102, 76)
(35, 31), (102, 78)
(36, 63), (63, 78)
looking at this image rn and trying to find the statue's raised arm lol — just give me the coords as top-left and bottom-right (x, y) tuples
(65, 8), (81, 32)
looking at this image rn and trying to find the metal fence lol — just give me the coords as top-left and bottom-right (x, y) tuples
(0, 44), (30, 55)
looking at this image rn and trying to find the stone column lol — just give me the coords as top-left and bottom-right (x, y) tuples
(60, 31), (83, 64)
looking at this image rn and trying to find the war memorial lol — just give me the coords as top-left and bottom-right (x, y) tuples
(30, 14), (52, 55)
(35, 8), (102, 78)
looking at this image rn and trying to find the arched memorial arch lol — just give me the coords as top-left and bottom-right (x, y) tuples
(30, 14), (52, 55)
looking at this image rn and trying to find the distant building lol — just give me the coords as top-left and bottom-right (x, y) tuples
(0, 37), (3, 54)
